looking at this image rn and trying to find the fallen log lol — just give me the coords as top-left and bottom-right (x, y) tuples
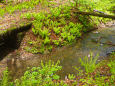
(74, 11), (115, 19)
(93, 9), (107, 15)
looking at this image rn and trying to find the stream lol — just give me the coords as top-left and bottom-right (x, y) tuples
(0, 25), (115, 80)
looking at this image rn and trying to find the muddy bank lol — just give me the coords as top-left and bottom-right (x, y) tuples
(0, 24), (114, 80)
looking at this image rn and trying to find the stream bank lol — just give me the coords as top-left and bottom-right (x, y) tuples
(0, 22), (115, 80)
(0, 0), (115, 82)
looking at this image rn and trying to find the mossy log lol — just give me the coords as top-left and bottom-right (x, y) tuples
(0, 20), (32, 47)
(0, 20), (32, 36)
(74, 11), (115, 19)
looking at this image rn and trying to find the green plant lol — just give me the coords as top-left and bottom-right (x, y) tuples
(0, 8), (5, 16)
(14, 60), (64, 86)
(79, 77), (94, 85)
(110, 75), (115, 84)
(53, 40), (60, 46)
(32, 27), (37, 35)
(61, 5), (71, 18)
(64, 25), (70, 31)
(37, 44), (45, 54)
(53, 38), (62, 46)
(1, 69), (9, 86)
(28, 41), (33, 45)
(47, 45), (53, 51)
(107, 60), (115, 75)
(61, 32), (70, 40)
(50, 7), (61, 18)
(70, 27), (81, 37)
(32, 20), (43, 35)
(79, 75), (110, 86)
(94, 76), (108, 86)
(63, 5), (71, 14)
(76, 23), (83, 30)
(0, 68), (13, 86)
(111, 52), (115, 56)
(68, 22), (82, 37)
(33, 12), (46, 21)
(69, 22), (76, 28)
(53, 27), (61, 35)
(68, 74), (75, 80)
(59, 18), (66, 25)
(16, 0), (100, 54)
(78, 15), (91, 30)
(79, 53), (99, 73)
(39, 0), (49, 6)
(1, 0), (47, 15)
(44, 37), (50, 45)
(32, 27), (39, 35)
(67, 35), (75, 42)
(75, 0), (114, 14)
(44, 19), (50, 27)
(31, 47), (39, 54)
(23, 13), (32, 19)
(39, 27), (50, 38)
(74, 67), (83, 76)
(50, 20), (60, 27)
(25, 46), (39, 54)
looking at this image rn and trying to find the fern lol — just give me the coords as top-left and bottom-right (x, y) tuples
(44, 37), (50, 45)
(53, 27), (61, 35)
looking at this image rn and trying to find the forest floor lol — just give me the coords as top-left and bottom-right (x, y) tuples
(0, 0), (67, 30)
(0, 0), (71, 78)
(0, 0), (115, 86)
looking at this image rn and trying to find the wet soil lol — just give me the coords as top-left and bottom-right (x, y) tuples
(0, 24), (115, 80)
(0, 0), (115, 80)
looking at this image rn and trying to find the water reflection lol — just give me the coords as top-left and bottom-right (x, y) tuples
(4, 26), (115, 80)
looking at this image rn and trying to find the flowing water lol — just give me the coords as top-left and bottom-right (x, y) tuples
(0, 25), (115, 80)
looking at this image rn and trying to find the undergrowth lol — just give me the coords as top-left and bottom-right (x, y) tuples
(79, 53), (99, 73)
(22, 3), (92, 54)
(1, 53), (115, 86)
(75, 0), (114, 25)
(19, 0), (114, 54)
(75, 0), (114, 14)
(0, 0), (49, 16)
(0, 0), (114, 53)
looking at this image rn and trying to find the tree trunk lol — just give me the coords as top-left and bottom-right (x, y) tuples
(74, 11), (115, 19)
